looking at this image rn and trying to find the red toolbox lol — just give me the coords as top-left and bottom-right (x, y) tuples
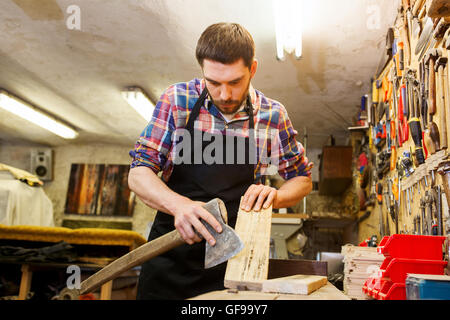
(362, 235), (446, 300)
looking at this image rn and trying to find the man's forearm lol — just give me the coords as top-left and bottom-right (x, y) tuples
(274, 176), (312, 209)
(128, 166), (223, 245)
(128, 166), (187, 216)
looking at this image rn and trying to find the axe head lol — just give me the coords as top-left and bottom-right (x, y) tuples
(202, 198), (244, 269)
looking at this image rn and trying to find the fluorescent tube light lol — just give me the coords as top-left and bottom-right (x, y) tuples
(0, 89), (78, 139)
(273, 0), (303, 60)
(121, 87), (155, 122)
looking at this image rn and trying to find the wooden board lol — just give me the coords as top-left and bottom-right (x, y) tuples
(268, 258), (327, 279)
(224, 198), (272, 290)
(190, 281), (350, 300)
(262, 274), (328, 295)
(341, 245), (385, 300)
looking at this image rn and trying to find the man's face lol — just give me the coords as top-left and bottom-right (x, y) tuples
(202, 58), (257, 115)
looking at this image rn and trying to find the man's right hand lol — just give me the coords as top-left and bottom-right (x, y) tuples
(171, 199), (223, 246)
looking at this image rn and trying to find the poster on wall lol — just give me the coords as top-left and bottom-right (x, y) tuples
(64, 163), (135, 216)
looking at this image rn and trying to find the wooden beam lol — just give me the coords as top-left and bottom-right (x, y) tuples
(224, 199), (272, 290)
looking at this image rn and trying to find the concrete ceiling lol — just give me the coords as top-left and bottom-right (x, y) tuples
(0, 0), (400, 149)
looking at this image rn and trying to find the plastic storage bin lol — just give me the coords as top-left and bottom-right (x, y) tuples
(377, 234), (446, 260)
(406, 274), (450, 300)
(362, 235), (447, 300)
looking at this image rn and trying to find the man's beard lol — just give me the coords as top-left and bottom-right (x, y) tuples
(209, 81), (251, 115)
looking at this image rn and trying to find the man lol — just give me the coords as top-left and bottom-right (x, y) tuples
(128, 22), (312, 300)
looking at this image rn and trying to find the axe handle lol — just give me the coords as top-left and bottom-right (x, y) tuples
(430, 121), (441, 151)
(79, 229), (184, 295)
(429, 58), (436, 115)
(400, 26), (410, 66)
(412, 0), (425, 16)
(439, 64), (448, 149)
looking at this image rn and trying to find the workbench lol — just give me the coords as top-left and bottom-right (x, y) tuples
(190, 281), (350, 300)
(0, 224), (146, 300)
(192, 258), (349, 300)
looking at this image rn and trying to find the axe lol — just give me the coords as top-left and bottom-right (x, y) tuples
(57, 198), (243, 299)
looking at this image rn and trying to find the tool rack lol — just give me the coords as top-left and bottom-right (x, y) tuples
(352, 0), (450, 247)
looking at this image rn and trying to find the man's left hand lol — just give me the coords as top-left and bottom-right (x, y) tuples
(240, 184), (277, 212)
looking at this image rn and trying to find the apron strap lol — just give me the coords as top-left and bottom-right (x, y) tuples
(185, 88), (255, 130)
(185, 89), (208, 131)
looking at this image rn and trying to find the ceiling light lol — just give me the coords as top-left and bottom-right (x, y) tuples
(273, 0), (303, 60)
(121, 86), (154, 122)
(0, 89), (78, 139)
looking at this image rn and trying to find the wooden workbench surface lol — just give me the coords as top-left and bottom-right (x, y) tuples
(190, 281), (350, 300)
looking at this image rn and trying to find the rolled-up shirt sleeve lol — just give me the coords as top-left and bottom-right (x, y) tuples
(276, 105), (311, 180)
(129, 87), (175, 174)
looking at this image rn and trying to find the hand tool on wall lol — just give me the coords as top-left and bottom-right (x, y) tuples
(428, 188), (440, 236)
(424, 191), (433, 235)
(400, 24), (411, 68)
(393, 177), (400, 234)
(416, 17), (435, 57)
(400, 151), (415, 177)
(406, 70), (426, 165)
(412, 0), (425, 16)
(437, 161), (450, 230)
(399, 83), (410, 144)
(429, 120), (442, 152)
(376, 27), (396, 77)
(420, 197), (427, 234)
(397, 41), (405, 75)
(426, 49), (439, 116)
(383, 191), (391, 236)
(435, 53), (448, 150)
(386, 101), (392, 150)
(57, 198), (243, 299)
(376, 149), (391, 179)
(418, 18), (449, 62)
(403, 0), (413, 40)
(447, 29), (450, 50)
(435, 185), (443, 236)
(377, 182), (385, 238)
(426, 0), (450, 18)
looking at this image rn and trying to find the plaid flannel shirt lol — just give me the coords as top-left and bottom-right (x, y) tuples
(130, 78), (311, 183)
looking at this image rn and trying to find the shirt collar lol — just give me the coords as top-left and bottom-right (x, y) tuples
(198, 78), (259, 115)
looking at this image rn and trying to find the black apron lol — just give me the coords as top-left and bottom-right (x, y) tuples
(136, 89), (256, 300)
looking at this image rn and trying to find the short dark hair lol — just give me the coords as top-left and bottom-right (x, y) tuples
(196, 23), (255, 69)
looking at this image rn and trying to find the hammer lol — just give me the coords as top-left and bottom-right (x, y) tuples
(435, 52), (448, 150)
(425, 49), (439, 116)
(56, 198), (243, 299)
(424, 49), (442, 153)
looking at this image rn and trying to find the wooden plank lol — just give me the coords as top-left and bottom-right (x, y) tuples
(224, 198), (272, 290)
(262, 274), (328, 295)
(100, 280), (113, 300)
(18, 264), (32, 300)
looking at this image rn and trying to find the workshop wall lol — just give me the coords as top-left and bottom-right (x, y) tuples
(350, 0), (450, 245)
(0, 143), (155, 237)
